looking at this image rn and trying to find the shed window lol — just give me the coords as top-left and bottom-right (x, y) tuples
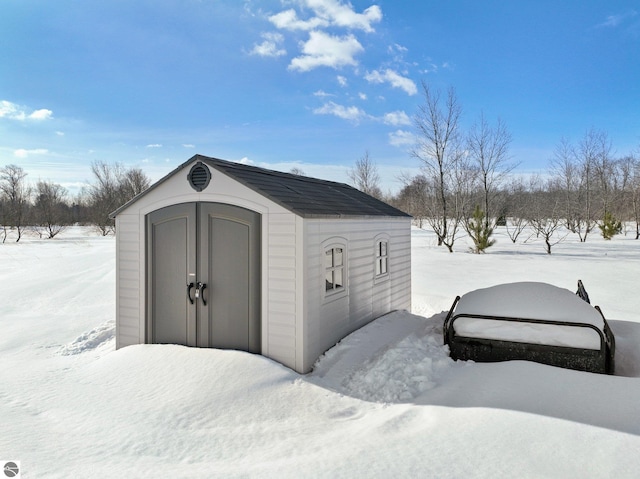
(375, 240), (388, 276)
(325, 247), (345, 292)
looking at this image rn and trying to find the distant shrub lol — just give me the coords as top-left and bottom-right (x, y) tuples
(467, 205), (496, 253)
(599, 211), (622, 240)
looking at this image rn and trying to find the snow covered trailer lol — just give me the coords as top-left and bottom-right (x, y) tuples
(443, 282), (615, 374)
(111, 155), (412, 374)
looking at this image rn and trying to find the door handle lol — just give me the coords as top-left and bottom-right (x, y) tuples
(196, 282), (208, 306)
(187, 282), (195, 304)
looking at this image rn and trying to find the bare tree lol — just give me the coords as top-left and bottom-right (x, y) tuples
(289, 167), (306, 176)
(348, 150), (382, 199)
(411, 82), (464, 251)
(395, 173), (428, 227)
(465, 112), (513, 252)
(618, 154), (640, 238)
(569, 129), (602, 241)
(71, 191), (91, 225)
(0, 164), (31, 242)
(0, 194), (7, 243)
(633, 156), (640, 239)
(550, 132), (601, 242)
(87, 161), (121, 235)
(466, 112), (514, 226)
(590, 129), (616, 217)
(551, 137), (582, 235)
(526, 177), (568, 254)
(87, 161), (151, 235)
(121, 167), (151, 200)
(32, 180), (71, 238)
(503, 176), (529, 243)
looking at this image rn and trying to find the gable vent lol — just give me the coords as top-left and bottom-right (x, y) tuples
(188, 162), (211, 192)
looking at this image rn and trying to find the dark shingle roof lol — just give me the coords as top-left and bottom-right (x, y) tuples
(199, 155), (409, 218)
(112, 154), (410, 219)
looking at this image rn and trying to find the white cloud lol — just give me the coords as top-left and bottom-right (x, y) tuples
(288, 31), (363, 72)
(313, 101), (368, 122)
(305, 0), (382, 32)
(388, 43), (409, 63)
(598, 11), (638, 28)
(269, 1), (382, 33)
(0, 100), (53, 121)
(601, 14), (623, 27)
(389, 43), (408, 53)
(56, 131), (65, 136)
(337, 75), (348, 86)
(14, 148), (49, 158)
(313, 90), (333, 97)
(1, 101), (26, 120)
(249, 32), (287, 57)
(182, 144), (195, 148)
(383, 110), (411, 126)
(365, 69), (417, 95)
(358, 92), (367, 100)
(146, 144), (163, 148)
(388, 129), (415, 147)
(29, 109), (53, 120)
(419, 61), (452, 75)
(269, 9), (327, 31)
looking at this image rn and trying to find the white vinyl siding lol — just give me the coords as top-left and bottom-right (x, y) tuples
(115, 214), (143, 347)
(302, 217), (411, 372)
(265, 213), (299, 368)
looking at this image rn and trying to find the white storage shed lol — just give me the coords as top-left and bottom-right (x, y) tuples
(112, 155), (411, 373)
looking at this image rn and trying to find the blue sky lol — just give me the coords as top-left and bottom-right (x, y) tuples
(1, 1), (639, 195)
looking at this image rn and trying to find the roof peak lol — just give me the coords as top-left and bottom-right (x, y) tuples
(112, 154), (411, 219)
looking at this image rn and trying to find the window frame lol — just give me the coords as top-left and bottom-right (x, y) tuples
(323, 240), (348, 300)
(374, 235), (390, 283)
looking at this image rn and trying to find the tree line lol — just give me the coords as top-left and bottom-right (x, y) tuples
(0, 161), (150, 242)
(349, 81), (640, 254)
(4, 81), (638, 253)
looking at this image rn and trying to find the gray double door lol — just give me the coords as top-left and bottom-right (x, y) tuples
(147, 202), (261, 353)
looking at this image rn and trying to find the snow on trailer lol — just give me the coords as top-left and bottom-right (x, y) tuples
(443, 281), (616, 374)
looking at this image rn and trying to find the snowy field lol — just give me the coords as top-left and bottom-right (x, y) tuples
(1, 225), (640, 478)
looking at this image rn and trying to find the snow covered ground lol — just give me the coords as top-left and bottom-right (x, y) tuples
(1, 226), (640, 478)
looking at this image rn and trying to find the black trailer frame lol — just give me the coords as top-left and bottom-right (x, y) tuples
(443, 296), (616, 374)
